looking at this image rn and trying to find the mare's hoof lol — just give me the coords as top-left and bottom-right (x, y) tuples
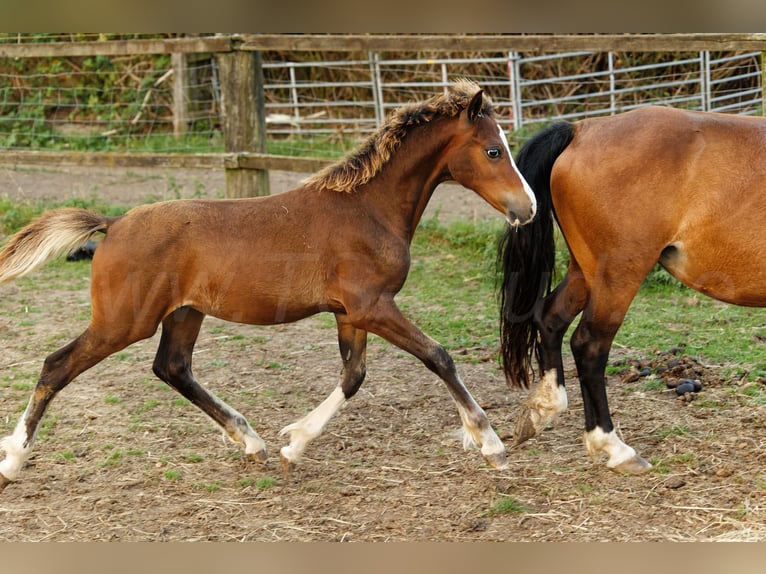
(610, 455), (652, 475)
(279, 452), (295, 476)
(514, 407), (538, 445)
(247, 449), (268, 464)
(483, 450), (508, 470)
(0, 472), (12, 493)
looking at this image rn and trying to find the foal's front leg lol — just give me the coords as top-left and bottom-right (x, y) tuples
(279, 315), (368, 472)
(363, 298), (507, 469)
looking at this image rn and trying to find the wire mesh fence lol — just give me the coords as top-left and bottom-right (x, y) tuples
(0, 53), (222, 153)
(0, 35), (763, 159)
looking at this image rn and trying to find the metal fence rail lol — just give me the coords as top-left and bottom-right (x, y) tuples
(1, 48), (763, 156)
(262, 50), (763, 139)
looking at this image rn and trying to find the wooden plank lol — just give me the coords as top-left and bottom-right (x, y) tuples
(3, 34), (766, 59)
(0, 36), (234, 58)
(236, 153), (333, 173)
(0, 151), (226, 169)
(239, 33), (766, 53)
(0, 150), (335, 173)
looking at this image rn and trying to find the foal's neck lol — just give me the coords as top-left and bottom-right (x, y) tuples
(364, 119), (455, 239)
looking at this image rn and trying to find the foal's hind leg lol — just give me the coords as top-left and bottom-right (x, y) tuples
(279, 313), (367, 472)
(152, 308), (267, 462)
(515, 272), (586, 445)
(0, 329), (135, 491)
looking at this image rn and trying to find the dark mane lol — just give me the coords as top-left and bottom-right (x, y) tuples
(302, 79), (494, 193)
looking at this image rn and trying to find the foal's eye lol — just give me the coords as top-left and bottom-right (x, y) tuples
(487, 146), (502, 159)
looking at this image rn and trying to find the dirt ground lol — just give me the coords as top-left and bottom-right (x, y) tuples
(2, 164), (766, 542)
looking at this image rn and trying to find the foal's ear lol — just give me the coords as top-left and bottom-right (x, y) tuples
(467, 90), (485, 122)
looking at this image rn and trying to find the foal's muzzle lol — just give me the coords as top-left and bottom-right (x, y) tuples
(506, 202), (536, 228)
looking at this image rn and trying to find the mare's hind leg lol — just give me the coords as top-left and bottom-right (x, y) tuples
(279, 313), (367, 472)
(515, 272), (587, 445)
(0, 328), (138, 491)
(152, 307), (267, 462)
(571, 295), (651, 475)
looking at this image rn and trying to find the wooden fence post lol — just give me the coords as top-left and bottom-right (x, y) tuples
(172, 52), (189, 139)
(216, 49), (270, 197)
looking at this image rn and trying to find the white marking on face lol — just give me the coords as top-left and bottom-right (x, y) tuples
(497, 125), (537, 217)
(584, 427), (638, 469)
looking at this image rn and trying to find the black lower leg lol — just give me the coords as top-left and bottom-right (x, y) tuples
(336, 316), (368, 399)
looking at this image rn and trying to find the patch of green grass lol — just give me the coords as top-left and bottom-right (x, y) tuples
(37, 415), (58, 442)
(56, 450), (76, 461)
(484, 494), (526, 516)
(740, 384), (766, 405)
(164, 469), (181, 481)
(136, 399), (161, 413)
(673, 452), (698, 467)
(199, 481), (222, 493)
(255, 477), (277, 489)
(649, 457), (672, 475)
(574, 483), (595, 495)
(10, 381), (32, 391)
(642, 379), (666, 392)
(265, 360), (289, 371)
(657, 425), (692, 440)
(101, 449), (123, 467)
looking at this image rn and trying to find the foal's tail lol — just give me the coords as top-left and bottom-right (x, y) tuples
(498, 122), (574, 388)
(0, 208), (109, 285)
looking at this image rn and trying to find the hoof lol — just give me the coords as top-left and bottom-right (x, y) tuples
(247, 448), (268, 464)
(610, 455), (652, 475)
(0, 472), (11, 493)
(483, 450), (508, 470)
(513, 407), (539, 445)
(279, 452), (295, 476)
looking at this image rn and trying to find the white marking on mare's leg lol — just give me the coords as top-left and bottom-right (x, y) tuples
(584, 427), (651, 473)
(279, 386), (346, 464)
(526, 369), (568, 431)
(0, 407), (35, 482)
(515, 369), (568, 445)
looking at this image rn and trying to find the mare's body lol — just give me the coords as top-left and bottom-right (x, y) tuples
(499, 106), (766, 472)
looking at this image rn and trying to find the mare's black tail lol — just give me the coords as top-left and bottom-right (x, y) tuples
(498, 122), (574, 388)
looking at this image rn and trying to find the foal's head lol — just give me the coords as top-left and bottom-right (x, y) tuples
(445, 86), (536, 227)
(304, 80), (536, 226)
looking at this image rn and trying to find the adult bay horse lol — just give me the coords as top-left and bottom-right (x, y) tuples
(0, 80), (536, 491)
(499, 106), (766, 474)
